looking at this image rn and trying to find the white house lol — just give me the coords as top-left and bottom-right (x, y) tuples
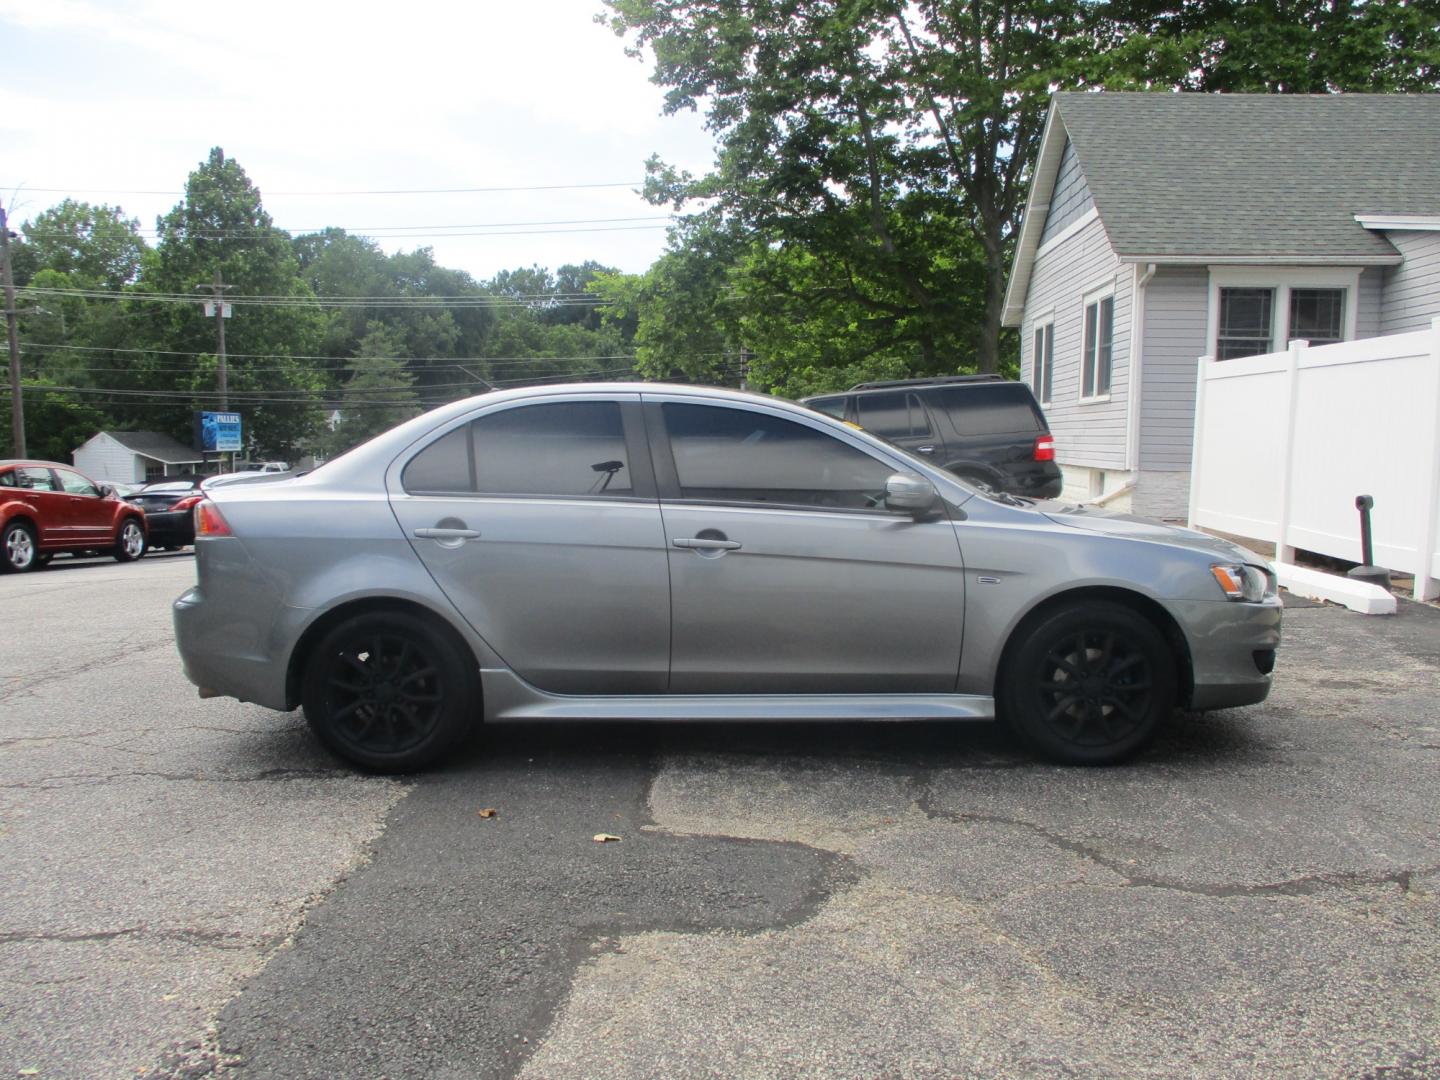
(1003, 92), (1440, 520)
(73, 431), (204, 483)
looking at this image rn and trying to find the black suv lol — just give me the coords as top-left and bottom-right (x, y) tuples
(801, 376), (1062, 499)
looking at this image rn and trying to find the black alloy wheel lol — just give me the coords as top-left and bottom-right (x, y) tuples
(301, 611), (476, 773)
(1002, 601), (1175, 765)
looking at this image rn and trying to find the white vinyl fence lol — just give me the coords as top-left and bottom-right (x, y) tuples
(1188, 318), (1440, 601)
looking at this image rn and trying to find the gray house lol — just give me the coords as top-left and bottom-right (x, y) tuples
(1003, 92), (1440, 520)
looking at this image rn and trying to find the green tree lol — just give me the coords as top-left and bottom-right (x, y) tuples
(325, 322), (423, 456)
(148, 148), (327, 457)
(21, 200), (147, 288)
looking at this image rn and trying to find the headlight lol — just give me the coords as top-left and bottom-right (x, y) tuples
(1211, 563), (1274, 602)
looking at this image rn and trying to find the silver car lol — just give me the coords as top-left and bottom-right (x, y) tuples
(173, 384), (1281, 772)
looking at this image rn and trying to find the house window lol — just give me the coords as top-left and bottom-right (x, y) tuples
(145, 463), (165, 481)
(1289, 288), (1344, 346)
(1081, 295), (1113, 398)
(1217, 288), (1275, 361)
(1031, 321), (1054, 405)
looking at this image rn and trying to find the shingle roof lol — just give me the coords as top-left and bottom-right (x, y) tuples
(104, 431), (203, 464)
(1055, 91), (1440, 260)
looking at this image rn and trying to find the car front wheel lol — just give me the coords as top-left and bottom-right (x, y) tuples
(113, 519), (147, 562)
(2, 521), (39, 573)
(1001, 601), (1175, 765)
(301, 611), (477, 773)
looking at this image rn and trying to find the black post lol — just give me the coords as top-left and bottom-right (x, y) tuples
(1348, 495), (1390, 592)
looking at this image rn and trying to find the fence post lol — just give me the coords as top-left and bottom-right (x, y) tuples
(1414, 317), (1440, 601)
(1186, 355), (1213, 529)
(1272, 339), (1308, 565)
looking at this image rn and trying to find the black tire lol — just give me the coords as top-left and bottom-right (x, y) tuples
(1000, 601), (1175, 765)
(1, 521), (39, 573)
(301, 611), (477, 773)
(113, 518), (147, 562)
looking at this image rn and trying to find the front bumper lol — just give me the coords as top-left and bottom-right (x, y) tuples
(1171, 595), (1283, 710)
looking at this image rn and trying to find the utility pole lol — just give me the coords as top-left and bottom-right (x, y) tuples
(1, 200), (25, 458)
(196, 270), (233, 410)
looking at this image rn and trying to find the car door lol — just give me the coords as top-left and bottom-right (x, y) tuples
(647, 395), (966, 694)
(854, 391), (943, 462)
(15, 467), (68, 546)
(52, 468), (112, 544)
(385, 393), (670, 695)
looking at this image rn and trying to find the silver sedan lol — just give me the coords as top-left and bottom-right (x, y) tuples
(173, 384), (1281, 771)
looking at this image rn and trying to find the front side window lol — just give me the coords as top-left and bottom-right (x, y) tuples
(403, 401), (632, 498)
(1032, 321), (1054, 405)
(662, 402), (895, 511)
(55, 469), (100, 497)
(1082, 295), (1114, 397)
(0, 469), (15, 488)
(1218, 287), (1275, 361)
(806, 396), (848, 420)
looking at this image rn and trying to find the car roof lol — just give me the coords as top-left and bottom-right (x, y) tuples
(0, 459), (73, 470)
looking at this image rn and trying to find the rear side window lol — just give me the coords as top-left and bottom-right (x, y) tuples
(403, 401), (632, 498)
(856, 392), (932, 438)
(662, 402), (893, 510)
(806, 396), (848, 420)
(930, 384), (1043, 436)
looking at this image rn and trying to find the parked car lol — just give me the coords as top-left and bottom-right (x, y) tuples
(173, 384), (1281, 774)
(0, 460), (148, 571)
(126, 479), (205, 549)
(800, 376), (1063, 499)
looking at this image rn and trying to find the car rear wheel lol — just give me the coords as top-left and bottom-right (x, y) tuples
(1001, 601), (1175, 765)
(301, 611), (477, 773)
(113, 519), (147, 562)
(2, 521), (38, 573)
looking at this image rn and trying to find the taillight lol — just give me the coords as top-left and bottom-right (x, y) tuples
(1034, 434), (1056, 461)
(195, 500), (233, 538)
(173, 495), (203, 511)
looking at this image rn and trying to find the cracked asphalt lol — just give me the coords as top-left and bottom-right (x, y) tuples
(2, 555), (1438, 1078)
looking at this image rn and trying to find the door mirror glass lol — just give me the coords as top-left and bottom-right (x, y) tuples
(97, 483), (115, 498)
(884, 473), (937, 515)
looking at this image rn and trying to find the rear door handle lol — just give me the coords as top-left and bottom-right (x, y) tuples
(673, 537), (742, 551)
(414, 527), (481, 540)
(916, 445), (936, 455)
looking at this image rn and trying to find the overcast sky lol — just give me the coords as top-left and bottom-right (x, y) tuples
(0, 0), (716, 282)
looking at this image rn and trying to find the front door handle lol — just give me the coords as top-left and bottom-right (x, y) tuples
(673, 537), (742, 551)
(915, 445), (936, 455)
(414, 527), (481, 540)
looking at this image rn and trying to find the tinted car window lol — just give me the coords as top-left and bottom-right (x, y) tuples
(857, 392), (932, 438)
(930, 384), (1042, 435)
(55, 469), (100, 497)
(806, 396), (848, 420)
(404, 401), (633, 498)
(662, 403), (893, 510)
(0, 469), (14, 487)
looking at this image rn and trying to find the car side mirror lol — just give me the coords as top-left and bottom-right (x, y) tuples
(884, 473), (938, 516)
(97, 483), (115, 498)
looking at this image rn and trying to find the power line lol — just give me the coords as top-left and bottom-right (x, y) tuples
(23, 215), (674, 240)
(5, 181), (645, 197)
(21, 341), (651, 363)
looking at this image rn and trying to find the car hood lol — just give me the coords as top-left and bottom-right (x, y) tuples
(1041, 503), (1270, 564)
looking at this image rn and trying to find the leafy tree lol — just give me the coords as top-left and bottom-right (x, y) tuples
(1108, 0), (1440, 92)
(147, 148), (327, 457)
(21, 200), (147, 288)
(325, 322), (423, 455)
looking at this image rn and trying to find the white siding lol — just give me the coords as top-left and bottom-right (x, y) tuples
(1380, 231), (1440, 334)
(1356, 267), (1383, 338)
(72, 433), (144, 484)
(1138, 267), (1208, 474)
(1038, 139), (1094, 245)
(1021, 213), (1131, 471)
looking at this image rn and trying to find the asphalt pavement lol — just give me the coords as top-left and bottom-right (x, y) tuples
(1, 554), (1437, 1078)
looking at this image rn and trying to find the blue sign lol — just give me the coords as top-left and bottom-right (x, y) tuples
(197, 411), (243, 453)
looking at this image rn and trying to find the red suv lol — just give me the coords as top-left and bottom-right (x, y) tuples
(0, 460), (149, 572)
